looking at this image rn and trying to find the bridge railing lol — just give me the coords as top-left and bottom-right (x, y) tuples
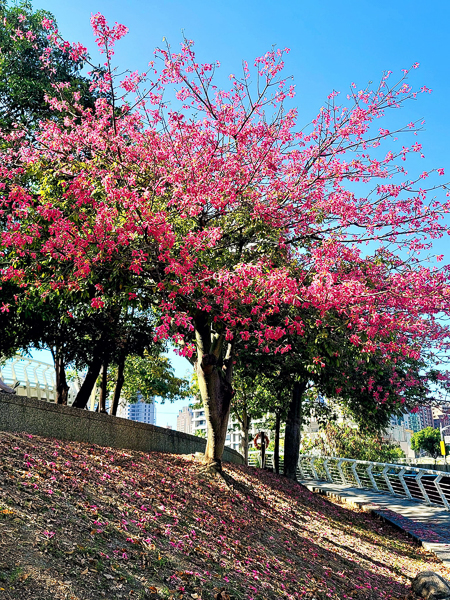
(248, 450), (284, 472)
(298, 455), (450, 511)
(0, 355), (79, 404)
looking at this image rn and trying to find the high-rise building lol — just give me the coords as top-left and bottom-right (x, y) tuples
(127, 396), (156, 425)
(417, 405), (434, 430)
(176, 406), (193, 434)
(396, 408), (435, 434)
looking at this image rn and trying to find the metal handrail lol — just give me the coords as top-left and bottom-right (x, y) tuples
(0, 355), (79, 404)
(298, 455), (450, 511)
(248, 450), (284, 470)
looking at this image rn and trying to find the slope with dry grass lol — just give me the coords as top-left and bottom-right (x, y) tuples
(0, 431), (445, 600)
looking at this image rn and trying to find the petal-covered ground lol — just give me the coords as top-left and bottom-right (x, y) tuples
(0, 431), (447, 600)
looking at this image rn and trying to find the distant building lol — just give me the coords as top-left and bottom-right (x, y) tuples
(395, 405), (435, 434)
(433, 405), (450, 429)
(226, 427), (243, 453)
(192, 408), (208, 437)
(417, 405), (434, 429)
(383, 420), (415, 458)
(406, 412), (422, 433)
(127, 395), (156, 425)
(177, 406), (193, 434)
(191, 408), (266, 454)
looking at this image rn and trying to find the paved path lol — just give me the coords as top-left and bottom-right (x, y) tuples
(300, 479), (450, 566)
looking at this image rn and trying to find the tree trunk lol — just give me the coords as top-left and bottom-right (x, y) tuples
(274, 411), (281, 475)
(284, 381), (306, 480)
(110, 357), (125, 416)
(72, 353), (103, 409)
(241, 409), (250, 466)
(51, 348), (69, 405)
(98, 361), (109, 413)
(194, 314), (234, 471)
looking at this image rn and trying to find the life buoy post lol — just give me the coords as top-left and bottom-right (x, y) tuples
(253, 431), (269, 468)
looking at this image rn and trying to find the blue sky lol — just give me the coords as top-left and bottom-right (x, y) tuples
(29, 0), (450, 427)
(34, 0), (450, 155)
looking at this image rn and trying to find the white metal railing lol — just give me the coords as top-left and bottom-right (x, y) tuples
(298, 455), (450, 510)
(0, 355), (79, 404)
(248, 450), (284, 471)
(394, 456), (448, 466)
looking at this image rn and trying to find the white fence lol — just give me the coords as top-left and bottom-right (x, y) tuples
(248, 450), (284, 471)
(0, 356), (79, 403)
(298, 455), (450, 510)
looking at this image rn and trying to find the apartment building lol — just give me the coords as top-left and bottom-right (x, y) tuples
(127, 396), (156, 425)
(176, 406), (193, 434)
(192, 408), (270, 454)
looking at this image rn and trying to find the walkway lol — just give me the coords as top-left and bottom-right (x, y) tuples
(300, 479), (450, 566)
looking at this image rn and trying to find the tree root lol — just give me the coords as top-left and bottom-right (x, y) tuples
(198, 458), (222, 475)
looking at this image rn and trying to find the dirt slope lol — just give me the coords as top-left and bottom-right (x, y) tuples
(0, 430), (446, 600)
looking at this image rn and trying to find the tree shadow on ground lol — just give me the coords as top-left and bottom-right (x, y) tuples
(1, 433), (446, 600)
(225, 465), (427, 561)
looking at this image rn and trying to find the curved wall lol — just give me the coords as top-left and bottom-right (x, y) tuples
(0, 392), (244, 465)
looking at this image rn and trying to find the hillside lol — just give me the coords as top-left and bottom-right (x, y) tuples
(0, 431), (446, 600)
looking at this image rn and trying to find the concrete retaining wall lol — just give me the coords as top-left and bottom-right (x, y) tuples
(0, 392), (244, 465)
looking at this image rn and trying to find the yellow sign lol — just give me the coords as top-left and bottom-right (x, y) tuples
(441, 441), (446, 456)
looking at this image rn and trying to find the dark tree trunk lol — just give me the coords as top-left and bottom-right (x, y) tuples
(98, 361), (109, 413)
(274, 411), (281, 475)
(110, 357), (125, 416)
(194, 313), (234, 471)
(72, 353), (103, 409)
(51, 348), (69, 405)
(283, 380), (306, 480)
(260, 430), (266, 468)
(240, 409), (250, 466)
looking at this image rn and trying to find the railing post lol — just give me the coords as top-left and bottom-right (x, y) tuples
(434, 473), (450, 510)
(323, 459), (333, 482)
(23, 359), (31, 398)
(398, 468), (412, 500)
(351, 461), (362, 488)
(337, 459), (346, 484)
(366, 463), (379, 491)
(42, 365), (50, 402)
(415, 470), (431, 506)
(310, 457), (318, 480)
(297, 456), (307, 479)
(382, 466), (395, 495)
(33, 364), (41, 400)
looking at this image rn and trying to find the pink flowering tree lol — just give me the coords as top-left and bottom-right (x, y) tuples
(1, 14), (450, 469)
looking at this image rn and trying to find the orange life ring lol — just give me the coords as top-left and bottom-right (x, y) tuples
(253, 432), (270, 450)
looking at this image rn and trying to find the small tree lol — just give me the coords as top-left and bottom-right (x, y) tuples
(411, 427), (441, 462)
(109, 351), (190, 406)
(304, 422), (405, 463)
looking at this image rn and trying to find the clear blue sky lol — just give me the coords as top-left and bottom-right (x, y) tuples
(29, 0), (450, 427)
(35, 0), (450, 159)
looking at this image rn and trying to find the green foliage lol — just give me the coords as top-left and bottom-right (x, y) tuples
(267, 437), (284, 452)
(303, 422), (405, 463)
(410, 426), (441, 459)
(109, 351), (190, 404)
(0, 0), (97, 131)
